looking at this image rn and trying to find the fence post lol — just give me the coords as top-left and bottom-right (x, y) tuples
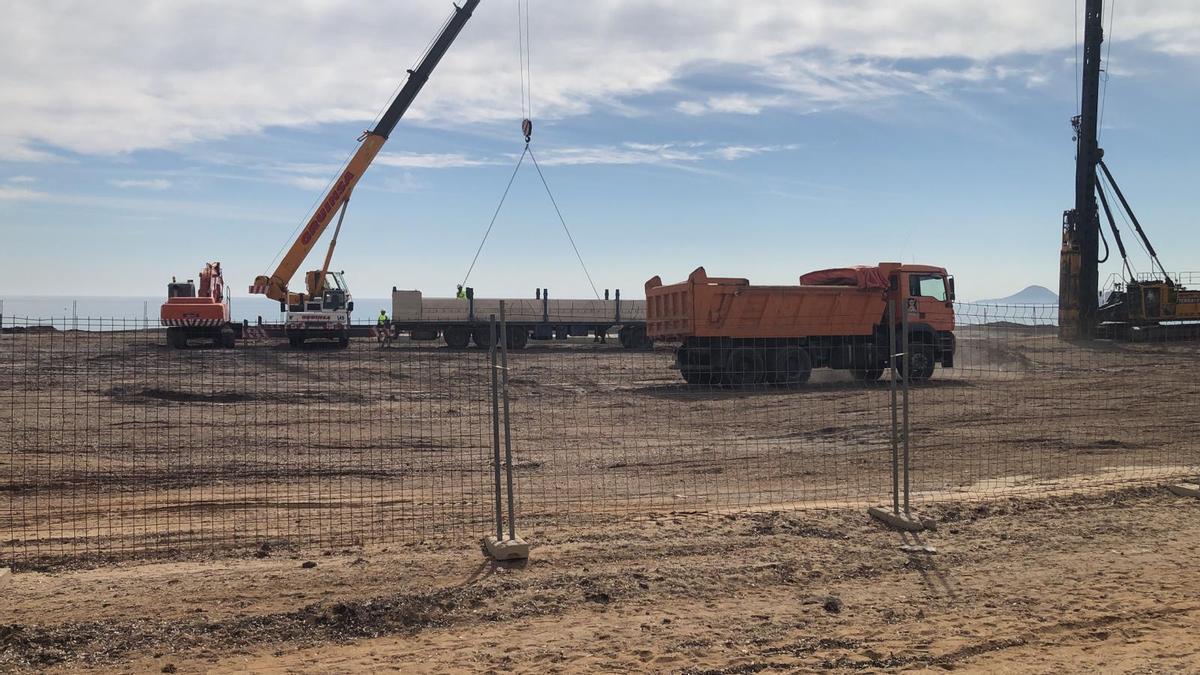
(869, 291), (927, 532)
(489, 314), (503, 542)
(483, 300), (530, 560)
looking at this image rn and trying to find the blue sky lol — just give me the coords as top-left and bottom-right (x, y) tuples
(3, 1), (1199, 302)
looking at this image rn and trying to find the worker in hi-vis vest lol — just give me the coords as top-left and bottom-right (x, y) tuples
(376, 309), (389, 343)
(456, 285), (467, 299)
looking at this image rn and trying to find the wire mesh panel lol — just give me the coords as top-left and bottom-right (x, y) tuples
(0, 317), (492, 568)
(907, 302), (1200, 502)
(503, 312), (902, 530)
(3, 305), (1198, 568)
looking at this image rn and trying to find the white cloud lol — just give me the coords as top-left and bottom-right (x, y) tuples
(0, 1), (1197, 159)
(278, 175), (330, 191)
(678, 93), (790, 116)
(531, 142), (797, 167)
(109, 178), (172, 190)
(375, 152), (500, 169)
(7, 175), (36, 184)
(0, 186), (49, 201)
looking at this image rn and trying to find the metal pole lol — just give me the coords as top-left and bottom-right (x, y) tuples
(888, 293), (899, 515)
(901, 298), (911, 515)
(489, 314), (503, 541)
(499, 301), (517, 540)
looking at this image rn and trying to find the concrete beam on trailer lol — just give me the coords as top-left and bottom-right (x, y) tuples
(483, 535), (530, 561)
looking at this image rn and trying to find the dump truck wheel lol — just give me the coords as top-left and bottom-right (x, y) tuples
(725, 348), (765, 386)
(288, 333), (304, 348)
(771, 347), (812, 385)
(681, 368), (714, 386)
(899, 342), (935, 382)
(443, 326), (470, 349)
(338, 332), (350, 349)
(851, 368), (883, 382)
(617, 326), (630, 348)
(506, 326), (528, 350)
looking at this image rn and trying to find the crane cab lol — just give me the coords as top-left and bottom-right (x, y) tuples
(282, 270), (353, 348)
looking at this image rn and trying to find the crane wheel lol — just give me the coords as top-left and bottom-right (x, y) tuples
(443, 326), (470, 349)
(167, 328), (188, 349)
(338, 332), (350, 349)
(288, 333), (304, 349)
(219, 327), (236, 349)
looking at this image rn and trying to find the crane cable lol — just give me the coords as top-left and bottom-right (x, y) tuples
(461, 0), (601, 299)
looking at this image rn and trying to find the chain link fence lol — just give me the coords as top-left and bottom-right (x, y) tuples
(2, 308), (1197, 567)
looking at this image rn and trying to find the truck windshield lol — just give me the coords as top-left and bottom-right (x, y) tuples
(910, 274), (947, 301)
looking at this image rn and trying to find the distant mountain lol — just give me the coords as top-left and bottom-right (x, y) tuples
(975, 285), (1058, 305)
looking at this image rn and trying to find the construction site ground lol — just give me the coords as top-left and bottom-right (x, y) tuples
(2, 329), (1199, 672)
(1, 487), (1198, 673)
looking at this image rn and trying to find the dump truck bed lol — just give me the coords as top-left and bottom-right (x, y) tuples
(646, 266), (895, 340)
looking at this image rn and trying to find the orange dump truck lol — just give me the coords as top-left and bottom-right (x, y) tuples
(644, 264), (956, 385)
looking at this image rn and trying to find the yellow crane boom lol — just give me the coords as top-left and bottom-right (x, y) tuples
(249, 0), (481, 303)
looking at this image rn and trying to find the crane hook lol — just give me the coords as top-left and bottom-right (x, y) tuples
(522, 118), (533, 143)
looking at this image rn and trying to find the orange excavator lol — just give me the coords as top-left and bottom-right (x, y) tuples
(160, 261), (237, 349)
(249, 0), (480, 348)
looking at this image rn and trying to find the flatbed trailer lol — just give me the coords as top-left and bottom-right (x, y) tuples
(390, 289), (651, 349)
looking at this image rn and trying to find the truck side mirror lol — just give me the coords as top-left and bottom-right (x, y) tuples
(947, 276), (956, 302)
(347, 301), (355, 313)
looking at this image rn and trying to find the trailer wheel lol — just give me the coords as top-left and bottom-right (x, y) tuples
(622, 325), (653, 349)
(725, 348), (765, 386)
(770, 347), (812, 386)
(167, 327), (188, 349)
(506, 326), (528, 350)
(472, 326), (495, 349)
(443, 326), (470, 349)
(219, 327), (236, 349)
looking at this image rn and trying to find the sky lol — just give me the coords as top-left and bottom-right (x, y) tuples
(2, 0), (1199, 303)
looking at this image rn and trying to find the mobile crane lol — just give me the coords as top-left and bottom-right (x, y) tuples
(1059, 0), (1200, 340)
(249, 0), (481, 347)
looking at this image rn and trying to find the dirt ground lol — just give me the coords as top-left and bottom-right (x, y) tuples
(2, 327), (1197, 568)
(1, 326), (1199, 671)
(2, 486), (1199, 673)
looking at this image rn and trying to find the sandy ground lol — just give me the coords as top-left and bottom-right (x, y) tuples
(2, 486), (1199, 673)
